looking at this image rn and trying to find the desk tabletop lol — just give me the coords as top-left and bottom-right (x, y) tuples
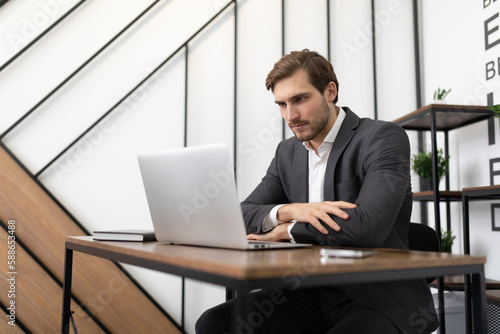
(66, 236), (486, 281)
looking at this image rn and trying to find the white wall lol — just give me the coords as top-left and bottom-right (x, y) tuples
(330, 0), (375, 119)
(1, 0), (499, 332)
(420, 0), (500, 278)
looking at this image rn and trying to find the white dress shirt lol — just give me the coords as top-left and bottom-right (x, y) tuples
(262, 107), (347, 241)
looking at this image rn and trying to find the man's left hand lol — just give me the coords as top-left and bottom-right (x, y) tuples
(247, 223), (292, 242)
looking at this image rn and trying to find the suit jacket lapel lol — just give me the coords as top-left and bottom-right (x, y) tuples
(292, 141), (308, 203)
(323, 108), (360, 201)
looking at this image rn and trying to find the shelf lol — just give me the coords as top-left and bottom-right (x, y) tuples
(430, 276), (500, 290)
(462, 185), (500, 199)
(413, 191), (463, 202)
(393, 104), (494, 131)
(487, 290), (500, 305)
(428, 278), (500, 305)
(463, 185), (500, 235)
(430, 277), (500, 306)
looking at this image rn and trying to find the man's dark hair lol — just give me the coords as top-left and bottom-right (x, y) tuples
(265, 49), (339, 104)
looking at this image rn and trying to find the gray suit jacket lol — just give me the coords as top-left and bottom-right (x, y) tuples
(241, 108), (439, 334)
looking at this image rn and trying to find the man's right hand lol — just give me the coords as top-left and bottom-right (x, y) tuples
(277, 201), (357, 234)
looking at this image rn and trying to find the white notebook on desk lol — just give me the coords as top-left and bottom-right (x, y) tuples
(137, 143), (311, 250)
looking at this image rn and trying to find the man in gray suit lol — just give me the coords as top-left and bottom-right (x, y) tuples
(196, 50), (438, 334)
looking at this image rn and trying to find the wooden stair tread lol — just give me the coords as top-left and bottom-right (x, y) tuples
(0, 146), (180, 333)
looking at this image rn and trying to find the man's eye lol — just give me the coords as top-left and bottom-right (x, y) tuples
(296, 97), (305, 102)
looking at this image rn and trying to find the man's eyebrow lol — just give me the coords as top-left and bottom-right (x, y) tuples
(275, 92), (311, 104)
(293, 92), (310, 99)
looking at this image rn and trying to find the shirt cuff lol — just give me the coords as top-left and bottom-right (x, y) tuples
(287, 222), (297, 243)
(262, 204), (285, 232)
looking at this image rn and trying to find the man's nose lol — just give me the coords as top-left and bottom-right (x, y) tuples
(284, 105), (299, 122)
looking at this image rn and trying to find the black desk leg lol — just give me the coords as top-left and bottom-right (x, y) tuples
(438, 277), (446, 334)
(234, 287), (251, 334)
(462, 195), (472, 333)
(226, 287), (235, 301)
(464, 273), (472, 334)
(61, 246), (73, 334)
(468, 267), (487, 334)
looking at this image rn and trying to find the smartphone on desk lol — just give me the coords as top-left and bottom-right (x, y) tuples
(319, 248), (377, 258)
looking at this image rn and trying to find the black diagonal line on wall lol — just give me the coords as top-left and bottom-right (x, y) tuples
(0, 141), (184, 332)
(0, 0), (10, 9)
(0, 0), (87, 73)
(0, 218), (109, 333)
(0, 0), (164, 141)
(0, 141), (86, 234)
(0, 301), (29, 333)
(34, 0), (236, 177)
(1, 3), (235, 332)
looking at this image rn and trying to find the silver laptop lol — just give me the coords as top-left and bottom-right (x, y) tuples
(137, 143), (311, 250)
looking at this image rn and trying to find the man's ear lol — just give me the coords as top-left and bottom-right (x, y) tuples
(325, 81), (337, 103)
(324, 81), (337, 102)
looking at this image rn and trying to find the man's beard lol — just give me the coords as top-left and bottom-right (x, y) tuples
(289, 96), (331, 142)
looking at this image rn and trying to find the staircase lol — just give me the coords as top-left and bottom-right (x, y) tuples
(0, 0), (238, 332)
(0, 144), (181, 332)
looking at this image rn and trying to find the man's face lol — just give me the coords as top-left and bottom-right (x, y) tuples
(273, 69), (333, 143)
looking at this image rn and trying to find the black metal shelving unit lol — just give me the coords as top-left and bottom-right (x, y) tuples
(394, 104), (494, 240)
(394, 104), (495, 334)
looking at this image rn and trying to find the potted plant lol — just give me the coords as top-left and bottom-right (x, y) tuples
(488, 104), (500, 117)
(441, 229), (456, 253)
(433, 88), (451, 103)
(411, 149), (450, 191)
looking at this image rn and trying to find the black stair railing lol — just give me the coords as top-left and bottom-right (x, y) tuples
(34, 0), (236, 177)
(0, 0), (87, 73)
(0, 0), (164, 141)
(0, 1), (236, 332)
(0, 1), (395, 331)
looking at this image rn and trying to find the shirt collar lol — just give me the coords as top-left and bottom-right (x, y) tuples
(303, 107), (347, 156)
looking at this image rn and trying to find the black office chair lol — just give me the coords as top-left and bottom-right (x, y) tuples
(408, 222), (441, 284)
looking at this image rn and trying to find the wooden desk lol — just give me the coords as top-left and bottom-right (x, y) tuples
(61, 236), (488, 334)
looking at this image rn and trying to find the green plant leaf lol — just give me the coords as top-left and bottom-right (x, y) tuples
(441, 229), (456, 253)
(411, 149), (449, 180)
(433, 88), (451, 100)
(488, 104), (500, 117)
